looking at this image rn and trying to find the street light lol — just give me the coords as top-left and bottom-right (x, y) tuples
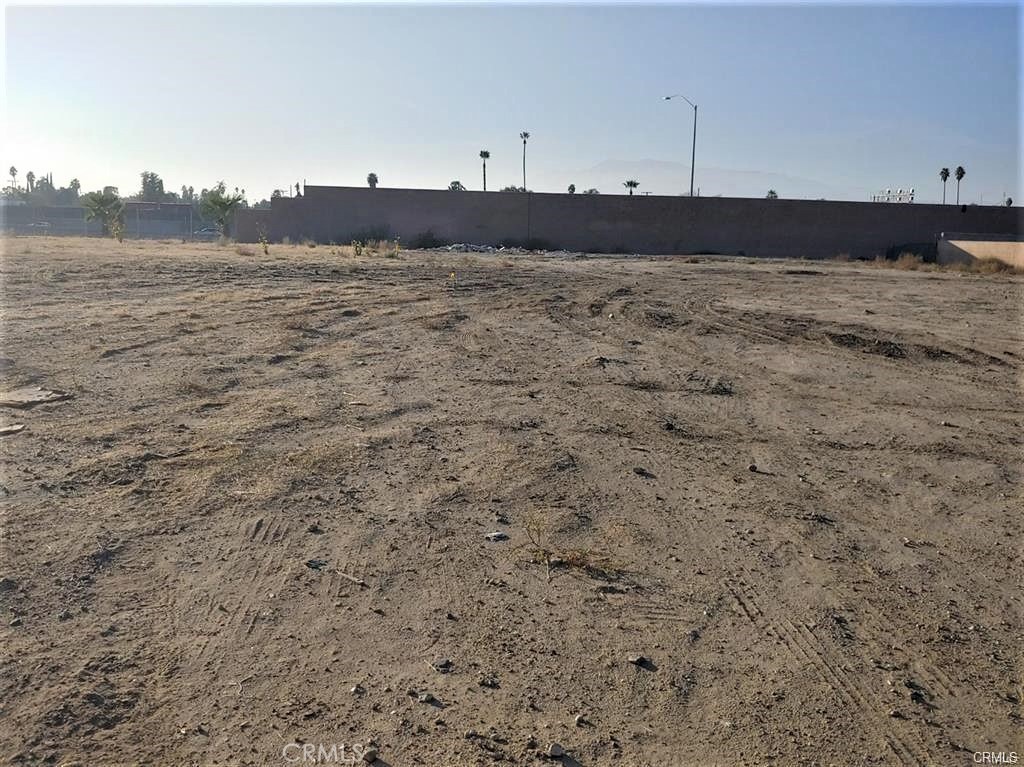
(664, 94), (697, 197)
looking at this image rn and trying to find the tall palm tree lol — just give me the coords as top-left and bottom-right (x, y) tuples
(25, 171), (35, 193)
(8, 166), (16, 191)
(623, 179), (639, 196)
(367, 173), (378, 189)
(519, 132), (530, 190)
(939, 168), (950, 204)
(954, 166), (965, 204)
(479, 150), (490, 191)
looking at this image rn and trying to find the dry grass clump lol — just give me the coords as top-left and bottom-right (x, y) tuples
(849, 252), (1023, 275)
(521, 509), (624, 582)
(948, 257), (1024, 275)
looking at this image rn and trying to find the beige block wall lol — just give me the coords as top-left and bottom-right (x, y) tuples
(937, 240), (1024, 269)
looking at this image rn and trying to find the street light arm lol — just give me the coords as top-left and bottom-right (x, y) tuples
(664, 94), (697, 109)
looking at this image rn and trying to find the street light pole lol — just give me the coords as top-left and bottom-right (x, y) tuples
(664, 94), (698, 197)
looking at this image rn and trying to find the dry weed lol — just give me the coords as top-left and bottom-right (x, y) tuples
(521, 509), (624, 582)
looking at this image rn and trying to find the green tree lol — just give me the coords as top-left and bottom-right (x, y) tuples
(479, 150), (490, 191)
(367, 173), (378, 189)
(520, 131), (530, 189)
(582, 188), (600, 195)
(939, 168), (950, 204)
(766, 189), (778, 199)
(623, 179), (639, 195)
(567, 184), (576, 194)
(81, 189), (125, 239)
(25, 171), (35, 193)
(139, 171), (166, 202)
(954, 166), (965, 204)
(448, 180), (466, 191)
(8, 166), (16, 191)
(199, 182), (245, 237)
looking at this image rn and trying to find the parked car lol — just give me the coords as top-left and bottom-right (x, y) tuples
(193, 226), (221, 240)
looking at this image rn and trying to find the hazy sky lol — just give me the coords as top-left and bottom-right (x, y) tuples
(3, 3), (1020, 203)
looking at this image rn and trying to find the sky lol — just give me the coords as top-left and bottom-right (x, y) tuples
(2, 2), (1020, 204)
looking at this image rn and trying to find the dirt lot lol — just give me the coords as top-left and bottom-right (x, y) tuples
(1, 236), (1021, 767)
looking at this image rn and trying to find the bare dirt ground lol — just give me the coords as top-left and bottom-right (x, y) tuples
(1, 236), (1021, 767)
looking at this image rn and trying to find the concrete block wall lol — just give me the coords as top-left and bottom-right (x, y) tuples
(234, 185), (1023, 259)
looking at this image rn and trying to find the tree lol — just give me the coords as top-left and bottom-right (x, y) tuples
(8, 166), (16, 191)
(448, 180), (466, 191)
(954, 166), (965, 204)
(1005, 197), (1013, 207)
(766, 189), (778, 199)
(367, 173), (378, 189)
(69, 179), (81, 196)
(25, 171), (35, 193)
(479, 150), (490, 191)
(199, 182), (245, 237)
(520, 131), (530, 190)
(139, 171), (166, 202)
(939, 168), (950, 204)
(81, 189), (125, 239)
(500, 185), (527, 192)
(567, 184), (576, 194)
(582, 188), (600, 195)
(623, 179), (639, 196)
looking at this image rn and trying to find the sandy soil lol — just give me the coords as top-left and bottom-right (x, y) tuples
(1, 236), (1021, 767)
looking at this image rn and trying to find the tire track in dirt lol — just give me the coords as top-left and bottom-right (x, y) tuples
(693, 295), (1012, 391)
(725, 577), (935, 766)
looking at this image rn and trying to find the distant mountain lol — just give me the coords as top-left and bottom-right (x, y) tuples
(565, 158), (849, 200)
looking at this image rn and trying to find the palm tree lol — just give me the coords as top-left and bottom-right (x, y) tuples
(623, 179), (639, 196)
(479, 150), (490, 191)
(954, 166), (965, 204)
(766, 189), (778, 199)
(519, 132), (530, 190)
(448, 180), (466, 191)
(200, 186), (245, 237)
(25, 171), (35, 194)
(367, 173), (378, 189)
(567, 184), (576, 194)
(80, 189), (125, 238)
(939, 168), (950, 204)
(8, 166), (16, 191)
